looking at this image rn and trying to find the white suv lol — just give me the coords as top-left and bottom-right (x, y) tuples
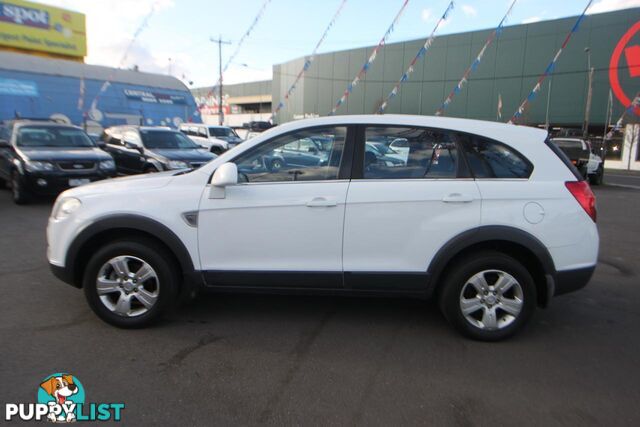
(179, 123), (243, 154)
(47, 115), (599, 340)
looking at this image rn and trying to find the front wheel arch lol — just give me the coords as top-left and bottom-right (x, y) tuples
(66, 216), (198, 293)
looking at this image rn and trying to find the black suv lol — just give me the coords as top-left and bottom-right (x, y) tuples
(102, 126), (216, 174)
(0, 120), (117, 204)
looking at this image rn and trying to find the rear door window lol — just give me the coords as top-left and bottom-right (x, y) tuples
(361, 126), (462, 179)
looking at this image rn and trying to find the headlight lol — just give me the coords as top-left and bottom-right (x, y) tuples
(167, 160), (189, 170)
(51, 197), (81, 220)
(99, 160), (116, 170)
(24, 161), (55, 172)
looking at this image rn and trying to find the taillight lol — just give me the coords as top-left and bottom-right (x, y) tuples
(565, 181), (597, 222)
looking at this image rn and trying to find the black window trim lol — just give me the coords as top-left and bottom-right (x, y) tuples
(350, 123), (534, 181)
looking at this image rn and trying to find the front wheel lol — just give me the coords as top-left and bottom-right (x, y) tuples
(83, 239), (180, 328)
(439, 251), (536, 341)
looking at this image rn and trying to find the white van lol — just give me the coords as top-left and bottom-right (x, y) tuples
(179, 123), (243, 154)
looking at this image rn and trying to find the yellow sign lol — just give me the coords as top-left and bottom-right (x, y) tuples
(0, 0), (86, 58)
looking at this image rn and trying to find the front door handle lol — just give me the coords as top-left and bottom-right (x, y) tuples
(442, 193), (474, 203)
(306, 197), (337, 207)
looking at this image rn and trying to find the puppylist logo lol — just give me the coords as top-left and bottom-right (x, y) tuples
(0, 2), (50, 29)
(4, 373), (125, 422)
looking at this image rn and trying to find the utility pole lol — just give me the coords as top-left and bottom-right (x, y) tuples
(210, 35), (231, 125)
(583, 47), (594, 139)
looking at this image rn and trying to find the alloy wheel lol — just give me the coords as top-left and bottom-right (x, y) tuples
(459, 269), (524, 330)
(96, 255), (160, 317)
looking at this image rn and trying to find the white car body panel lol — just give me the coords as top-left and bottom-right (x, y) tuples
(47, 115), (598, 284)
(198, 181), (349, 271)
(343, 180), (481, 272)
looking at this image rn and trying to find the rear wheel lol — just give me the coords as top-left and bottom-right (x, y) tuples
(144, 166), (159, 174)
(83, 239), (180, 328)
(11, 170), (31, 204)
(211, 146), (223, 155)
(439, 251), (536, 341)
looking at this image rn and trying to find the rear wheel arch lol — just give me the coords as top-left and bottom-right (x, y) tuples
(427, 226), (555, 306)
(66, 215), (196, 290)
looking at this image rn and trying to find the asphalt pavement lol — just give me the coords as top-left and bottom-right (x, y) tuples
(0, 183), (639, 425)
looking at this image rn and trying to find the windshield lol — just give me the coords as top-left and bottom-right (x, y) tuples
(209, 127), (238, 138)
(17, 126), (95, 148)
(140, 130), (200, 149)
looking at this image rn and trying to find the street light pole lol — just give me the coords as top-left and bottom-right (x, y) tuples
(583, 47), (594, 139)
(210, 35), (231, 125)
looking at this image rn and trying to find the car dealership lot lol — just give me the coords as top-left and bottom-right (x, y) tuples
(0, 185), (639, 425)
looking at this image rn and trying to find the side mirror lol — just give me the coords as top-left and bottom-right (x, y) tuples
(0, 138), (9, 148)
(209, 162), (238, 199)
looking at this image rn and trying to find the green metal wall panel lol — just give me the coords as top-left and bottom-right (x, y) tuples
(268, 8), (640, 127)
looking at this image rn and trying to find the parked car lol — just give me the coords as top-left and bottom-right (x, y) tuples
(365, 142), (405, 167)
(550, 138), (590, 179)
(585, 140), (604, 185)
(0, 119), (116, 204)
(47, 115), (598, 341)
(179, 123), (243, 154)
(102, 126), (215, 175)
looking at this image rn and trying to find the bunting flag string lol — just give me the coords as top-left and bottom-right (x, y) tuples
(88, 2), (160, 116)
(607, 92), (640, 139)
(508, 0), (593, 124)
(435, 0), (517, 116)
(271, 0), (348, 120)
(377, 1), (454, 115)
(328, 0), (411, 116)
(196, 0), (273, 114)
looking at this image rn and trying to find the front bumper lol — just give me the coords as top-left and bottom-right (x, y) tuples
(554, 265), (596, 296)
(50, 262), (77, 287)
(24, 171), (116, 196)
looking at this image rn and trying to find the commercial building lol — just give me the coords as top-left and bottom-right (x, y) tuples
(0, 0), (199, 132)
(191, 80), (272, 127)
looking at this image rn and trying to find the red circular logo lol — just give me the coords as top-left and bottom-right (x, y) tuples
(609, 21), (640, 116)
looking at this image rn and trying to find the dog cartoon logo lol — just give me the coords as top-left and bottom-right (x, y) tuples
(37, 373), (85, 423)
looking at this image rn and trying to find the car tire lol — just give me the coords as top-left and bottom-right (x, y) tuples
(439, 251), (536, 341)
(11, 170), (31, 205)
(589, 165), (604, 186)
(144, 166), (159, 174)
(83, 238), (180, 328)
(211, 146), (223, 155)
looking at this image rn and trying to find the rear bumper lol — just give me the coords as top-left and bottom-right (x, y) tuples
(554, 265), (596, 296)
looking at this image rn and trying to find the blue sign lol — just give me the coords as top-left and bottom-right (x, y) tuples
(0, 77), (38, 96)
(0, 2), (50, 29)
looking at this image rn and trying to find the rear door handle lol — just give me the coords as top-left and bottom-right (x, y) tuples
(306, 197), (337, 207)
(442, 193), (474, 203)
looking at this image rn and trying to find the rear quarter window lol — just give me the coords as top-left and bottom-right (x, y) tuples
(459, 135), (533, 179)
